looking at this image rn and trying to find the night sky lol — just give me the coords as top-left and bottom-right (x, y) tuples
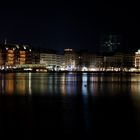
(0, 0), (139, 52)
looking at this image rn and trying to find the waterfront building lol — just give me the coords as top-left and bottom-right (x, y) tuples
(88, 54), (99, 70)
(123, 52), (135, 70)
(95, 55), (104, 71)
(32, 49), (40, 64)
(64, 48), (78, 71)
(56, 54), (65, 69)
(103, 54), (115, 71)
(77, 50), (90, 71)
(0, 43), (32, 69)
(135, 49), (140, 68)
(0, 43), (17, 66)
(113, 52), (123, 70)
(40, 49), (57, 70)
(17, 45), (32, 65)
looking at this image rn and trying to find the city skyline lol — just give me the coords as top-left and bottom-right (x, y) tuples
(0, 1), (139, 52)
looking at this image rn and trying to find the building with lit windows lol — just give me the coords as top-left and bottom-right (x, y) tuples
(40, 49), (57, 70)
(64, 48), (78, 71)
(0, 43), (17, 66)
(17, 45), (32, 64)
(0, 43), (32, 69)
(135, 49), (140, 68)
(56, 54), (65, 68)
(77, 50), (103, 71)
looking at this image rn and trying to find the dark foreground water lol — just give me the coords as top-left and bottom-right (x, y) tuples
(0, 72), (140, 139)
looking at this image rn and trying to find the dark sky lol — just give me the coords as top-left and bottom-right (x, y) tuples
(0, 0), (139, 52)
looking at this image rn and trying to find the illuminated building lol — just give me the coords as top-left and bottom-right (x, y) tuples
(32, 49), (40, 64)
(0, 45), (6, 66)
(113, 53), (123, 70)
(123, 52), (135, 70)
(18, 45), (32, 64)
(0, 43), (17, 66)
(40, 49), (57, 66)
(64, 48), (77, 71)
(78, 50), (103, 71)
(103, 55), (115, 70)
(56, 54), (65, 69)
(135, 49), (140, 68)
(0, 43), (32, 68)
(40, 49), (65, 71)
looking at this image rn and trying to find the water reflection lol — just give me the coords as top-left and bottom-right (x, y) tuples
(0, 73), (32, 95)
(1, 72), (140, 138)
(16, 73), (25, 95)
(1, 72), (140, 96)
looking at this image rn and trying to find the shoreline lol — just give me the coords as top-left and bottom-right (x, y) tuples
(1, 70), (140, 74)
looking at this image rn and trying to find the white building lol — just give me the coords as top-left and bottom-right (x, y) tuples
(40, 50), (65, 71)
(56, 54), (65, 67)
(40, 53), (56, 66)
(64, 48), (77, 71)
(135, 49), (140, 68)
(40, 50), (56, 67)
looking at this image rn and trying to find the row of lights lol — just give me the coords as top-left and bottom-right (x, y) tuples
(5, 45), (31, 51)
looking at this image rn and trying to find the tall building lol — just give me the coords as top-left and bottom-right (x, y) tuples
(64, 48), (77, 71)
(56, 54), (65, 67)
(135, 49), (140, 68)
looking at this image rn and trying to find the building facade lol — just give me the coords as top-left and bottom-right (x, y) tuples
(64, 48), (78, 71)
(0, 43), (32, 69)
(135, 49), (140, 68)
(40, 49), (56, 66)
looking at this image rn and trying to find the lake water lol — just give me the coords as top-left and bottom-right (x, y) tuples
(0, 72), (140, 139)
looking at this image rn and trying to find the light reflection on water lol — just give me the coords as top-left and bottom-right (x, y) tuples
(1, 72), (140, 138)
(1, 72), (140, 96)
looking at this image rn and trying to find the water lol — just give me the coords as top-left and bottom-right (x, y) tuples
(0, 72), (140, 139)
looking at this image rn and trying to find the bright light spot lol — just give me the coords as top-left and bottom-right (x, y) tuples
(64, 48), (73, 52)
(24, 46), (26, 49)
(24, 68), (32, 71)
(82, 67), (88, 71)
(89, 68), (96, 71)
(16, 45), (19, 49)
